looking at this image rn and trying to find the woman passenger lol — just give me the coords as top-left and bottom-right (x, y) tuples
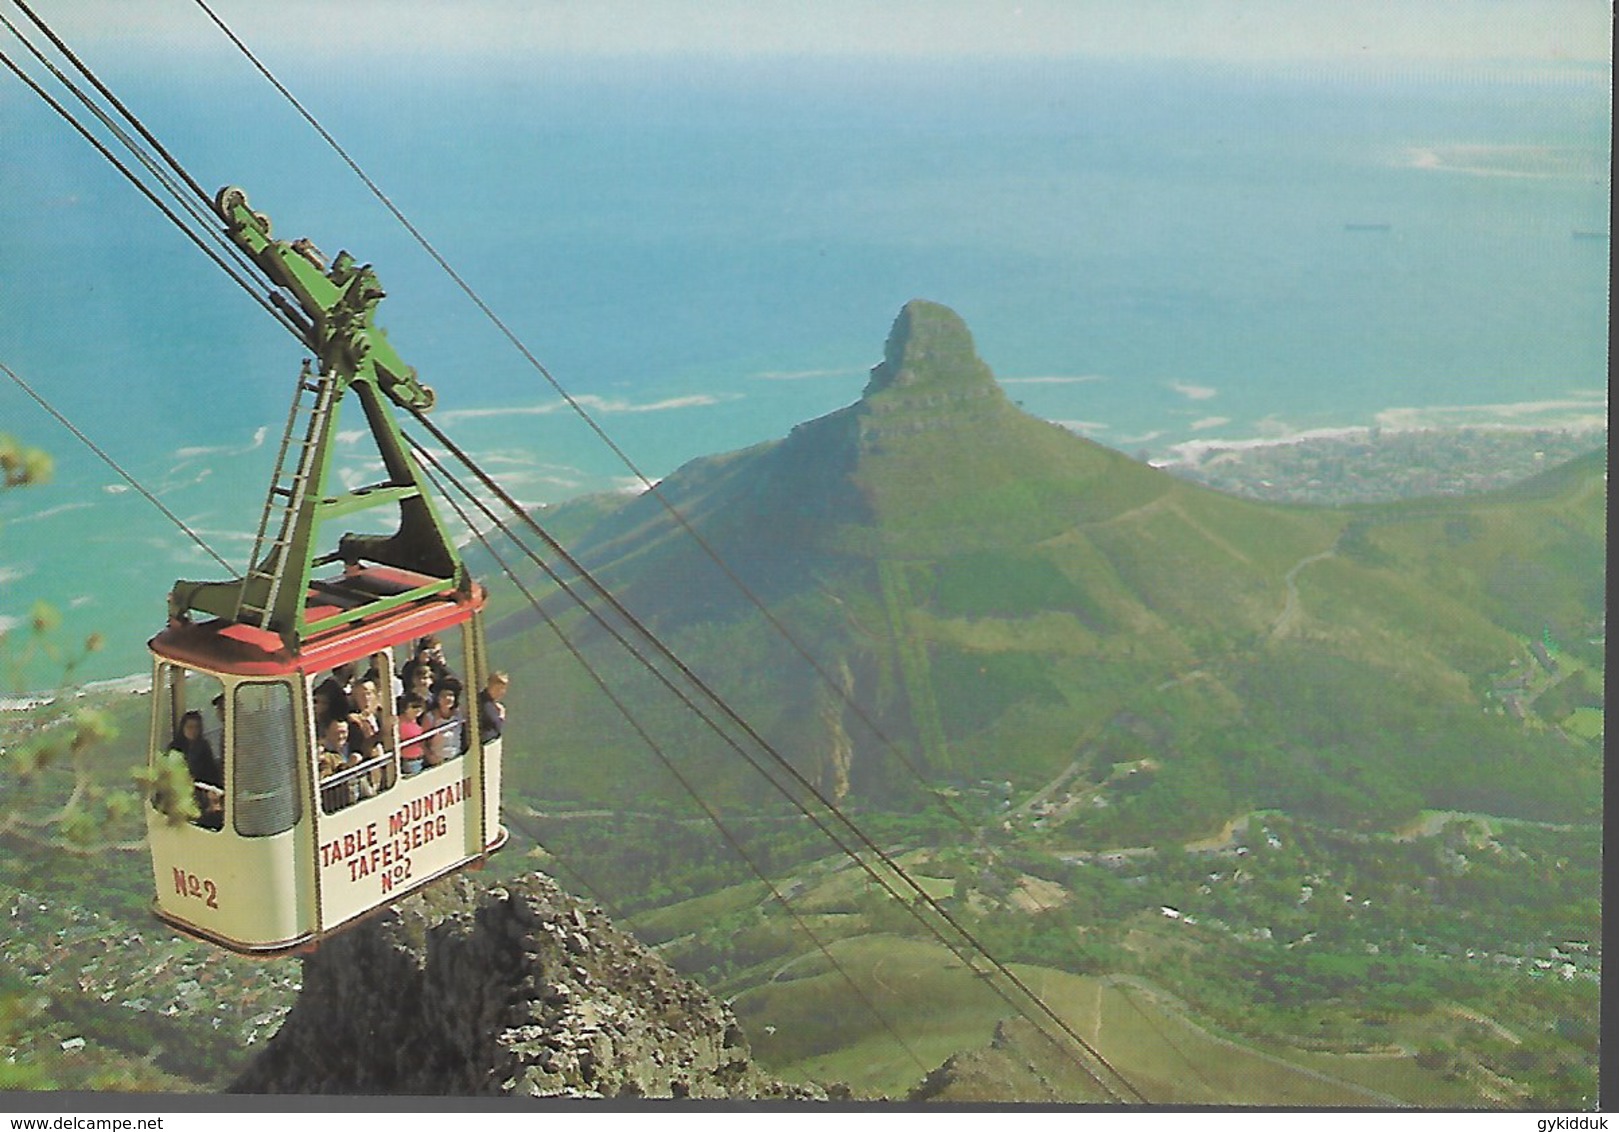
(421, 685), (461, 767)
(169, 710), (223, 829)
(397, 694), (427, 776)
(397, 665), (434, 716)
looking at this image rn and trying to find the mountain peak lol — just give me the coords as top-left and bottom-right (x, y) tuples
(862, 300), (1000, 400)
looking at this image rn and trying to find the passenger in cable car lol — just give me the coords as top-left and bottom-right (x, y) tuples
(398, 664), (434, 716)
(400, 637), (449, 693)
(397, 693), (428, 776)
(421, 684), (462, 767)
(348, 678), (386, 757)
(444, 676), (470, 756)
(168, 709), (223, 830)
(317, 716), (362, 812)
(205, 693), (226, 764)
(313, 662), (358, 726)
(359, 657), (395, 704)
(348, 677), (394, 795)
(478, 672), (509, 747)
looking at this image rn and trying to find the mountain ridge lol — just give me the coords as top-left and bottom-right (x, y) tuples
(486, 300), (1603, 835)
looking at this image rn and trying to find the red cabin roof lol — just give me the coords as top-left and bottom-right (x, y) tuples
(150, 567), (485, 678)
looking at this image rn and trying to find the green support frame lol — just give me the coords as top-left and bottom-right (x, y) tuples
(168, 187), (468, 653)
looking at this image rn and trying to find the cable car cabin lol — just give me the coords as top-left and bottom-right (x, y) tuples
(145, 567), (506, 953)
(139, 186), (509, 954)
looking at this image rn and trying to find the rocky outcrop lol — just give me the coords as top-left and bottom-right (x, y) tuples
(908, 1019), (1113, 1104)
(231, 872), (829, 1099)
(856, 300), (1011, 443)
(862, 299), (1003, 400)
(813, 657), (856, 802)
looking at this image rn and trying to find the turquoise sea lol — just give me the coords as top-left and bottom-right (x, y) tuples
(0, 55), (1610, 686)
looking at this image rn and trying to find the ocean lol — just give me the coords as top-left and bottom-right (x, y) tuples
(0, 54), (1609, 687)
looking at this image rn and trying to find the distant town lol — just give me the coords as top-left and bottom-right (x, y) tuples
(1158, 426), (1605, 505)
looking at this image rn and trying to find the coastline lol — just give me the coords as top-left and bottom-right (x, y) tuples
(1158, 421), (1606, 507)
(0, 671), (151, 714)
(1154, 419), (1607, 470)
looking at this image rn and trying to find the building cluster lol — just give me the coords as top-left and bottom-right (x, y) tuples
(1165, 427), (1605, 505)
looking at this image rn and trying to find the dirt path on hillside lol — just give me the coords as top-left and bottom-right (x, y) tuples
(1078, 492), (1175, 529)
(1269, 548), (1336, 640)
(1181, 812), (1262, 853)
(1442, 1003), (1522, 1046)
(1080, 493), (1258, 569)
(1012, 755), (1086, 818)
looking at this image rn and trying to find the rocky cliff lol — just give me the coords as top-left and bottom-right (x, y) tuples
(231, 872), (830, 1100)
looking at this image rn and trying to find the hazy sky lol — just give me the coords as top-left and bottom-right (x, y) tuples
(44, 0), (1614, 64)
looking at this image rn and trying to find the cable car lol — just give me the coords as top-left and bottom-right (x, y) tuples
(143, 188), (506, 953)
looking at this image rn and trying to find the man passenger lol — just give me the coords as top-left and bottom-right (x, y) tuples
(317, 716), (360, 810)
(478, 672), (509, 746)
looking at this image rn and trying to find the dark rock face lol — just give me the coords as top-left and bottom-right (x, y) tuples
(862, 299), (1001, 399)
(231, 872), (826, 1100)
(855, 300), (1012, 447)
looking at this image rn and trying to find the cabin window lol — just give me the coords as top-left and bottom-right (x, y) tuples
(151, 663), (225, 831)
(233, 680), (302, 837)
(312, 651), (398, 814)
(396, 631), (475, 772)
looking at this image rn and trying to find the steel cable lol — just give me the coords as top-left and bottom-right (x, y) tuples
(1, 360), (234, 572)
(418, 450), (936, 1082)
(406, 422), (1145, 1103)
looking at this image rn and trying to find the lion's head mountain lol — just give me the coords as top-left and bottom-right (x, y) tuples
(485, 300), (1600, 836)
